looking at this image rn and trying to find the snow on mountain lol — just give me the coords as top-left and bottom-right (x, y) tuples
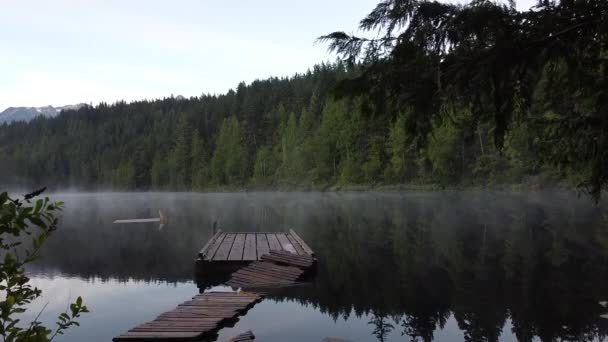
(0, 104), (86, 124)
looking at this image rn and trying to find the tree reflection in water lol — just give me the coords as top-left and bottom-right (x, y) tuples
(27, 191), (608, 341)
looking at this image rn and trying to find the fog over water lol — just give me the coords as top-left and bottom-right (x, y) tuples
(19, 191), (608, 341)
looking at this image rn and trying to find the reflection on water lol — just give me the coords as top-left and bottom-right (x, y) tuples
(22, 277), (198, 342)
(24, 191), (608, 341)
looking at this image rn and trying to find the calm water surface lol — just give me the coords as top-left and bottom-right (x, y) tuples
(21, 191), (608, 341)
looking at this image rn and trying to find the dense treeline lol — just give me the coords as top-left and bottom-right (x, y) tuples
(1, 0), (607, 192)
(321, 0), (608, 198)
(0, 61), (564, 191)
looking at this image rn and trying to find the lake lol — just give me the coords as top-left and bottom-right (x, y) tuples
(20, 191), (608, 341)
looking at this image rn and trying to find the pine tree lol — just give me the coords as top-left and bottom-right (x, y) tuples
(169, 114), (193, 189)
(313, 98), (344, 182)
(190, 129), (208, 190)
(427, 120), (462, 185)
(253, 145), (278, 184)
(386, 114), (412, 182)
(112, 160), (135, 189)
(363, 135), (385, 183)
(280, 112), (299, 176)
(211, 117), (246, 185)
(150, 152), (169, 190)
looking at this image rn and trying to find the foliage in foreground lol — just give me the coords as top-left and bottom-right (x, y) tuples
(0, 189), (88, 341)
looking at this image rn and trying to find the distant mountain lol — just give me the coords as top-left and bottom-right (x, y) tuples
(0, 104), (86, 124)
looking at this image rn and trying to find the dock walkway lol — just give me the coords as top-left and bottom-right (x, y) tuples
(113, 292), (263, 341)
(198, 229), (314, 262)
(226, 249), (315, 288)
(114, 230), (316, 341)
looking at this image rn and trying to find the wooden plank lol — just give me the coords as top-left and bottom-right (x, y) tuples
(287, 235), (306, 256)
(213, 233), (236, 260)
(263, 253), (313, 266)
(230, 276), (298, 286)
(243, 234), (257, 261)
(289, 229), (315, 256)
(187, 297), (259, 302)
(157, 311), (238, 316)
(276, 234), (297, 254)
(203, 232), (226, 260)
(230, 274), (281, 285)
(134, 326), (216, 331)
(227, 330), (255, 342)
(239, 264), (302, 276)
(194, 292), (260, 297)
(156, 317), (230, 321)
(157, 313), (236, 319)
(113, 218), (160, 223)
(116, 331), (200, 338)
(266, 233), (282, 251)
(260, 253), (313, 268)
(233, 268), (295, 281)
(232, 272), (298, 284)
(256, 234), (270, 259)
(178, 302), (254, 307)
(142, 320), (223, 325)
(269, 250), (314, 262)
(228, 234), (246, 261)
(195, 291), (260, 296)
(246, 265), (302, 278)
(144, 319), (223, 324)
(199, 230), (223, 258)
(170, 310), (242, 316)
(114, 292), (264, 341)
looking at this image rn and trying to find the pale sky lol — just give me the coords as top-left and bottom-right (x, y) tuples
(0, 0), (537, 110)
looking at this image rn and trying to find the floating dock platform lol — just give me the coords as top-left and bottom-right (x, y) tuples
(196, 229), (315, 279)
(115, 230), (316, 341)
(198, 229), (314, 262)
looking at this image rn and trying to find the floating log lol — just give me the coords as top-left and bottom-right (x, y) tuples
(113, 218), (160, 223)
(113, 210), (168, 225)
(226, 330), (255, 341)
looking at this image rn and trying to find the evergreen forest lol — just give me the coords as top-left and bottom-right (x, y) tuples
(1, 0), (606, 195)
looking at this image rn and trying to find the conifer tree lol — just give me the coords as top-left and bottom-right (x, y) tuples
(211, 117), (246, 185)
(169, 114), (193, 189)
(190, 129), (208, 190)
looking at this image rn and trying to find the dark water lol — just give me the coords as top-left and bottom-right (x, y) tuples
(21, 191), (608, 341)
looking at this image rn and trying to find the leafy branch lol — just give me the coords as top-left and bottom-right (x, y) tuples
(0, 189), (89, 342)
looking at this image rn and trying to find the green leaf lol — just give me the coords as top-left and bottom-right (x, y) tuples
(28, 216), (47, 229)
(34, 199), (44, 213)
(7, 295), (15, 306)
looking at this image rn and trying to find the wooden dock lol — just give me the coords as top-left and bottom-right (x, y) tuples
(226, 250), (315, 289)
(116, 230), (316, 341)
(113, 292), (263, 341)
(198, 229), (314, 262)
